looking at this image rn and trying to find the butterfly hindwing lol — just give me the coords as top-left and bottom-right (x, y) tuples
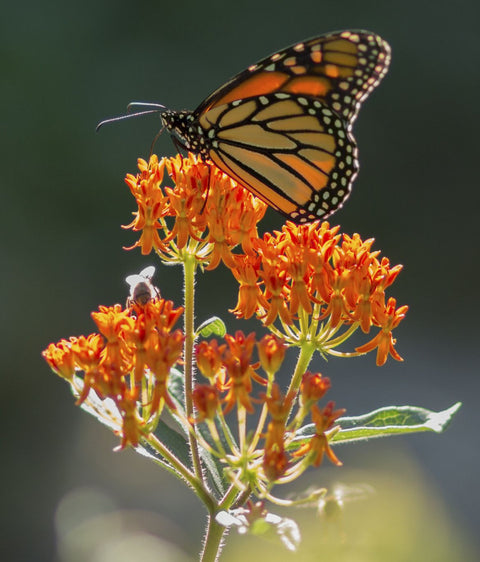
(200, 93), (358, 221)
(160, 29), (390, 222)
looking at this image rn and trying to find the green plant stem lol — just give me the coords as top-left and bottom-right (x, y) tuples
(249, 373), (274, 453)
(200, 515), (227, 562)
(286, 342), (315, 397)
(144, 433), (215, 512)
(183, 252), (204, 483)
(323, 321), (359, 349)
(219, 482), (243, 511)
(237, 405), (247, 450)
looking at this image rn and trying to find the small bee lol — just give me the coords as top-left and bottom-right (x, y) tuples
(125, 266), (159, 307)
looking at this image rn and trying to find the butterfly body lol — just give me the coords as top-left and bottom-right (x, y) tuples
(161, 30), (391, 223)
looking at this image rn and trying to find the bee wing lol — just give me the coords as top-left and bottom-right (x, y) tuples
(139, 265), (155, 280)
(125, 274), (144, 288)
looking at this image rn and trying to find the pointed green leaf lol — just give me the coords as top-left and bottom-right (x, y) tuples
(195, 420), (233, 496)
(197, 440), (227, 496)
(291, 402), (462, 446)
(153, 420), (190, 466)
(136, 424), (192, 480)
(167, 367), (186, 414)
(196, 316), (227, 338)
(72, 377), (124, 434)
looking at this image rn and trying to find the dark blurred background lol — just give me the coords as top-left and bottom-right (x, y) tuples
(2, 0), (479, 560)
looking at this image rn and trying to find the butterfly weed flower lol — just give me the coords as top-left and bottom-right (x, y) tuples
(42, 149), (418, 560)
(229, 220), (408, 399)
(43, 298), (185, 449)
(45, 129), (464, 562)
(41, 149), (462, 561)
(42, 24), (462, 559)
(124, 153), (266, 269)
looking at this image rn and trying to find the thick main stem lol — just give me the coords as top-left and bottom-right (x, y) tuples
(286, 342), (315, 397)
(200, 515), (227, 562)
(183, 253), (204, 482)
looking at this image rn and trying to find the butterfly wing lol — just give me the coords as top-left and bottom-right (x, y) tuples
(194, 30), (391, 126)
(198, 93), (358, 222)
(163, 30), (390, 222)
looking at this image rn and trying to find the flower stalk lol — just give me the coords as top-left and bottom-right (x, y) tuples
(42, 153), (416, 560)
(183, 251), (204, 482)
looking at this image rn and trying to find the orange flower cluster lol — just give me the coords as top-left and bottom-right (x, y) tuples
(195, 332), (342, 483)
(230, 221), (408, 366)
(196, 332), (268, 416)
(261, 373), (343, 482)
(124, 153), (266, 267)
(43, 299), (184, 448)
(43, 152), (409, 496)
(123, 154), (407, 366)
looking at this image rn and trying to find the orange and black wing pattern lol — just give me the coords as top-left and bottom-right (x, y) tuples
(162, 30), (390, 223)
(195, 30), (390, 125)
(197, 94), (358, 221)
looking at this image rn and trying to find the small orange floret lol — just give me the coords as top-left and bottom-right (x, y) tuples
(257, 334), (287, 375)
(261, 384), (295, 481)
(220, 331), (265, 414)
(229, 255), (262, 319)
(117, 394), (146, 449)
(263, 442), (289, 482)
(192, 384), (220, 423)
(355, 298), (408, 366)
(124, 155), (170, 255)
(42, 339), (76, 380)
(293, 402), (345, 467)
(300, 371), (331, 406)
(196, 339), (225, 380)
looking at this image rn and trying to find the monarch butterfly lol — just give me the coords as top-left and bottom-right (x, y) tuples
(103, 30), (391, 223)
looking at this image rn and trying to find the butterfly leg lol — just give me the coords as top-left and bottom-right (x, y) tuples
(199, 163), (212, 216)
(149, 125), (166, 158)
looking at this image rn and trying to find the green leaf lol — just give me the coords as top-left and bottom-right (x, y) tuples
(167, 367), (186, 414)
(136, 422), (193, 479)
(198, 439), (227, 496)
(72, 377), (124, 434)
(196, 316), (227, 338)
(152, 420), (191, 466)
(72, 372), (227, 492)
(167, 368), (228, 496)
(292, 402), (462, 446)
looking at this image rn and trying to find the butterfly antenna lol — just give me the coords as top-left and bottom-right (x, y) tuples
(96, 102), (166, 132)
(149, 125), (166, 157)
(127, 102), (166, 112)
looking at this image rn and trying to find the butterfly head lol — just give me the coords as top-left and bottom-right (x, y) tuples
(161, 110), (205, 154)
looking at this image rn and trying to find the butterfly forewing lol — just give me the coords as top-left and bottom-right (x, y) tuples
(194, 30), (391, 126)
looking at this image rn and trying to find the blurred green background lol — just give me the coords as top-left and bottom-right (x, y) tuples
(2, 0), (479, 559)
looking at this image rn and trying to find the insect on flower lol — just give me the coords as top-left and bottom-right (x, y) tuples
(98, 30), (391, 223)
(125, 265), (159, 306)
